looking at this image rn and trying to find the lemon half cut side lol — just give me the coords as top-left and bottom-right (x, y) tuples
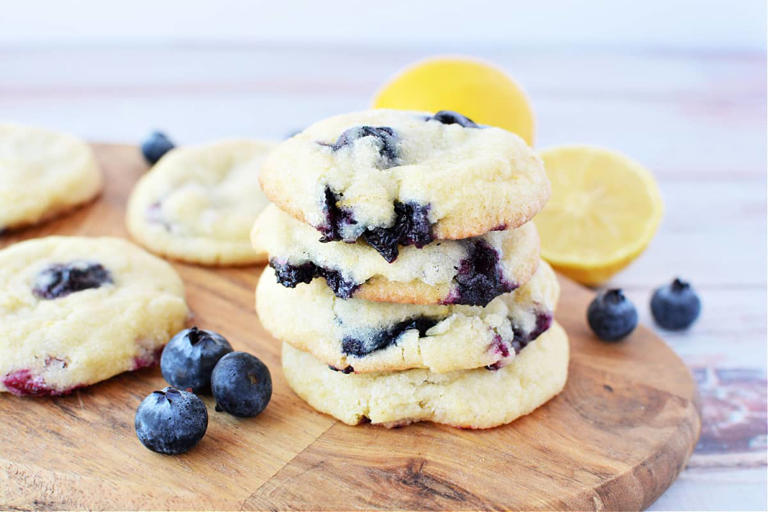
(534, 145), (664, 286)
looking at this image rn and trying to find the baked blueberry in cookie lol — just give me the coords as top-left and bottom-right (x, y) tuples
(328, 126), (400, 168)
(267, 241), (511, 306)
(426, 110), (480, 128)
(446, 239), (516, 306)
(361, 201), (434, 263)
(341, 316), (440, 357)
(270, 259), (360, 299)
(487, 311), (553, 370)
(32, 261), (113, 300)
(328, 365), (355, 374)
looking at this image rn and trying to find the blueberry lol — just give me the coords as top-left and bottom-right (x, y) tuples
(426, 110), (479, 128)
(270, 259), (360, 299)
(160, 327), (233, 393)
(330, 126), (400, 168)
(32, 261), (113, 300)
(134, 387), (208, 455)
(318, 187), (358, 242)
(587, 289), (638, 341)
(444, 240), (515, 306)
(341, 316), (439, 357)
(362, 201), (434, 262)
(651, 278), (701, 330)
(211, 352), (272, 417)
(141, 131), (175, 165)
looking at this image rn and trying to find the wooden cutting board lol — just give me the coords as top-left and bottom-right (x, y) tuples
(0, 144), (700, 511)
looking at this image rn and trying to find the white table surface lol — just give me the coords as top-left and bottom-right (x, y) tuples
(0, 2), (765, 509)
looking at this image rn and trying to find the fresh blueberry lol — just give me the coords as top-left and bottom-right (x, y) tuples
(651, 278), (701, 330)
(331, 125), (400, 168)
(587, 289), (638, 341)
(426, 110), (479, 128)
(141, 131), (175, 165)
(211, 352), (272, 417)
(134, 387), (208, 455)
(32, 261), (113, 300)
(160, 327), (233, 393)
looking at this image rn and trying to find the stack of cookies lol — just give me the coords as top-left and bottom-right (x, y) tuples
(253, 109), (568, 428)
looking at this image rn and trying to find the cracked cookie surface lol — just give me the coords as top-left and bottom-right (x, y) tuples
(0, 124), (102, 231)
(0, 236), (188, 396)
(257, 261), (558, 373)
(127, 139), (276, 265)
(281, 321), (568, 428)
(258, 109), (549, 248)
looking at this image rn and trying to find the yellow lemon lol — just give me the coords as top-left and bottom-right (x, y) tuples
(372, 57), (535, 146)
(535, 145), (663, 286)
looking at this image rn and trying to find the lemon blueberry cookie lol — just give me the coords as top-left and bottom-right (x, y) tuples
(258, 260), (558, 373)
(258, 109), (550, 260)
(127, 139), (276, 265)
(281, 321), (568, 428)
(253, 205), (540, 306)
(0, 236), (189, 396)
(0, 123), (101, 231)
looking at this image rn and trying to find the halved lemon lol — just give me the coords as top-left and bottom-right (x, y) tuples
(535, 145), (664, 286)
(372, 57), (535, 146)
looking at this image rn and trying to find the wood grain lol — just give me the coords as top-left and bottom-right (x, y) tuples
(0, 145), (701, 510)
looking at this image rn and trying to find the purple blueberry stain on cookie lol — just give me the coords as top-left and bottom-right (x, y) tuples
(145, 201), (172, 231)
(32, 261), (113, 300)
(1, 369), (80, 397)
(270, 258), (360, 299)
(510, 311), (553, 354)
(341, 316), (440, 357)
(133, 347), (164, 371)
(486, 310), (553, 371)
(443, 240), (516, 307)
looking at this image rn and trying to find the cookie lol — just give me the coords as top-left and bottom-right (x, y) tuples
(127, 139), (276, 265)
(0, 236), (189, 396)
(253, 205), (540, 306)
(281, 321), (568, 428)
(258, 109), (549, 259)
(0, 123), (102, 231)
(257, 260), (558, 373)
